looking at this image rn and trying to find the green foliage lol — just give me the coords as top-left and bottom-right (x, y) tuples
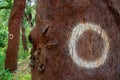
(14, 73), (31, 80)
(0, 0), (11, 47)
(0, 69), (13, 80)
(0, 29), (8, 47)
(0, 0), (13, 9)
(0, 48), (13, 80)
(0, 0), (10, 77)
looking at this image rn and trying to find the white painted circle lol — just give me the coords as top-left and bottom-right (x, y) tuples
(69, 23), (110, 69)
(9, 34), (14, 39)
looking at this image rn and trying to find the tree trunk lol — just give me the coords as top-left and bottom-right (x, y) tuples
(25, 13), (33, 27)
(21, 25), (28, 51)
(29, 0), (120, 80)
(5, 0), (26, 72)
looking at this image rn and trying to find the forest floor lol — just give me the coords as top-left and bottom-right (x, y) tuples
(13, 58), (31, 80)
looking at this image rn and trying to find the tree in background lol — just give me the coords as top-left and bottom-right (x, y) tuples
(5, 0), (26, 72)
(21, 0), (35, 51)
(21, 24), (28, 51)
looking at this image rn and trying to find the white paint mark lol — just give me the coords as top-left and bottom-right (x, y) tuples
(69, 23), (110, 69)
(9, 34), (14, 39)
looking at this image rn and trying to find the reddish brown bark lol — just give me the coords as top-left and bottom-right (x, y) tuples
(5, 0), (26, 72)
(21, 26), (28, 51)
(29, 0), (120, 80)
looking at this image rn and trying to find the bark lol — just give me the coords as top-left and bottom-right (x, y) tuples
(29, 0), (120, 80)
(5, 0), (26, 72)
(21, 26), (28, 51)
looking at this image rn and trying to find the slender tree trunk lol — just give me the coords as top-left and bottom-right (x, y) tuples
(24, 13), (33, 27)
(5, 0), (26, 72)
(21, 25), (28, 51)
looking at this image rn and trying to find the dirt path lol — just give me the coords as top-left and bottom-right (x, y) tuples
(13, 58), (31, 80)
